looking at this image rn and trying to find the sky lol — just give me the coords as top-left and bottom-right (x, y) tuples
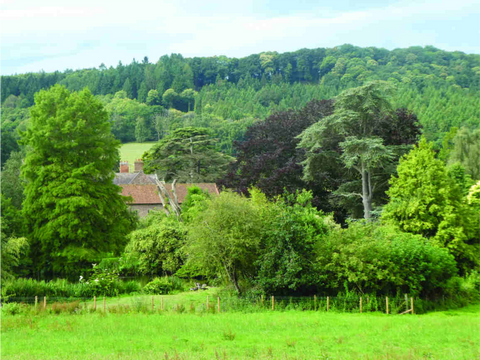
(1, 0), (480, 75)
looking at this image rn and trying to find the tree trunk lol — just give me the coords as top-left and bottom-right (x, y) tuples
(361, 167), (372, 220)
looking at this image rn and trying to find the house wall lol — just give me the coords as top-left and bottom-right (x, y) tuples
(129, 204), (163, 217)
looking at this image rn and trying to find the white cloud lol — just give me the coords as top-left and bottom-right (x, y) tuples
(1, 0), (479, 75)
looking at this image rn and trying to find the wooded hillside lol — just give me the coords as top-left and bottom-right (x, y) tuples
(2, 44), (480, 167)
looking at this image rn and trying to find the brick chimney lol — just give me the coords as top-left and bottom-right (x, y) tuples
(134, 159), (144, 173)
(120, 161), (129, 173)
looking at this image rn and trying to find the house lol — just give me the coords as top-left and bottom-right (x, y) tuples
(114, 160), (219, 217)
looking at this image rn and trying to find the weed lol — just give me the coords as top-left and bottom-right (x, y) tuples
(285, 337), (297, 348)
(223, 328), (236, 341)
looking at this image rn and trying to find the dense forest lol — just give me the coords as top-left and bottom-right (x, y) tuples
(2, 44), (480, 167)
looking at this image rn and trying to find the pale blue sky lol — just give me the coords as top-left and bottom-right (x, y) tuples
(1, 0), (479, 75)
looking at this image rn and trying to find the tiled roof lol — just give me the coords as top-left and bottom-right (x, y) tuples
(120, 183), (219, 205)
(113, 172), (156, 185)
(121, 185), (159, 204)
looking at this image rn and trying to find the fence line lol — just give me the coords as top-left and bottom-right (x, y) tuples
(2, 294), (422, 315)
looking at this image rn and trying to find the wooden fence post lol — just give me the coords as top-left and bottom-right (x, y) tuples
(360, 297), (362, 313)
(44, 296), (46, 309)
(161, 296), (164, 311)
(271, 296), (275, 311)
(94, 296), (96, 311)
(217, 297), (220, 313)
(411, 297), (414, 314)
(405, 294), (408, 312)
(386, 297), (389, 315)
(35, 296), (38, 310)
(103, 297), (106, 313)
(151, 296), (154, 312)
(207, 295), (209, 313)
(261, 295), (264, 307)
(327, 296), (329, 312)
(314, 295), (317, 310)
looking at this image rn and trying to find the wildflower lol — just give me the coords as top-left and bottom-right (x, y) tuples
(92, 263), (97, 268)
(95, 279), (99, 283)
(79, 275), (83, 281)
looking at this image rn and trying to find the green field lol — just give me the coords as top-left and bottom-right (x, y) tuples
(2, 293), (479, 360)
(119, 142), (155, 172)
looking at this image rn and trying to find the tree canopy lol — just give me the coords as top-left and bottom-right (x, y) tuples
(142, 127), (234, 182)
(20, 85), (136, 279)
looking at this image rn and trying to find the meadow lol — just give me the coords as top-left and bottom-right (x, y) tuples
(119, 142), (155, 172)
(2, 291), (479, 360)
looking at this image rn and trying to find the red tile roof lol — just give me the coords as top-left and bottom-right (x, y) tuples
(121, 183), (219, 204)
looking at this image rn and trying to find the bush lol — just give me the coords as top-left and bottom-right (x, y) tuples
(1, 277), (143, 300)
(255, 190), (330, 295)
(143, 276), (185, 295)
(316, 222), (458, 297)
(126, 216), (187, 276)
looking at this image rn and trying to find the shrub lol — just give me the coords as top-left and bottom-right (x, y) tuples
(316, 222), (458, 297)
(142, 276), (185, 295)
(1, 277), (143, 300)
(255, 190), (330, 295)
(82, 263), (120, 296)
(126, 216), (187, 276)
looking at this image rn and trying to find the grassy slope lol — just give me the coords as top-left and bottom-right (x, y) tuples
(2, 300), (479, 360)
(119, 142), (155, 173)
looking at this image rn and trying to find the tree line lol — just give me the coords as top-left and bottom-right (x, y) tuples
(2, 83), (478, 304)
(2, 45), (480, 167)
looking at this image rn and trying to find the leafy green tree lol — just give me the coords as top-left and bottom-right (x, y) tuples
(162, 89), (178, 109)
(1, 151), (25, 209)
(122, 78), (133, 98)
(255, 190), (330, 295)
(468, 181), (480, 206)
(135, 116), (152, 143)
(142, 127), (234, 182)
(146, 89), (161, 106)
(383, 138), (478, 270)
(448, 127), (480, 180)
(126, 215), (186, 275)
(1, 131), (20, 168)
(20, 85), (135, 279)
(298, 81), (396, 220)
(186, 191), (263, 294)
(1, 195), (28, 280)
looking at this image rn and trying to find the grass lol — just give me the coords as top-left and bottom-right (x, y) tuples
(119, 142), (155, 172)
(2, 297), (479, 359)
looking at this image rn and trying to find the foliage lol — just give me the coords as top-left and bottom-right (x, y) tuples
(0, 217), (28, 282)
(1, 278), (141, 299)
(298, 81), (421, 219)
(1, 151), (25, 209)
(142, 276), (185, 295)
(447, 127), (480, 180)
(126, 215), (187, 276)
(316, 222), (458, 296)
(142, 127), (234, 182)
(255, 190), (330, 295)
(0, 127), (19, 168)
(20, 85), (136, 279)
(218, 99), (336, 205)
(383, 139), (479, 270)
(81, 263), (121, 296)
(186, 191), (263, 294)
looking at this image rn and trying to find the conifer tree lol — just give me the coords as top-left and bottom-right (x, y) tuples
(383, 138), (478, 270)
(21, 85), (135, 279)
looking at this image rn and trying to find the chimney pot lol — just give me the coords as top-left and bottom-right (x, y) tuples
(134, 159), (144, 173)
(120, 161), (129, 173)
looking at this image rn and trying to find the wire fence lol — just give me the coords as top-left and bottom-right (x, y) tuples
(2, 293), (451, 315)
